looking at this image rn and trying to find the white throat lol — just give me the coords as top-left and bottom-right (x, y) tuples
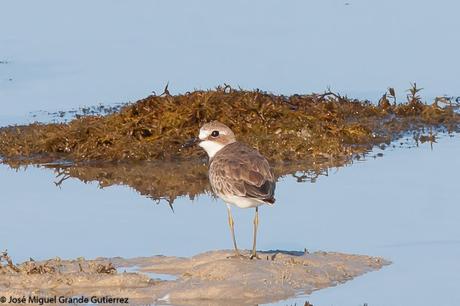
(199, 140), (225, 159)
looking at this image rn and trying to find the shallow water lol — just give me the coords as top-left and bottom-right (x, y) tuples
(117, 266), (177, 282)
(1, 134), (459, 305)
(2, 0), (460, 304)
(2, 0), (460, 120)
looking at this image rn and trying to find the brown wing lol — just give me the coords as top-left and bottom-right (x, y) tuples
(209, 142), (276, 204)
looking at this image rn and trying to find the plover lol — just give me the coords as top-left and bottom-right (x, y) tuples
(185, 121), (276, 259)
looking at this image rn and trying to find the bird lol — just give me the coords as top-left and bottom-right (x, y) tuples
(184, 121), (276, 259)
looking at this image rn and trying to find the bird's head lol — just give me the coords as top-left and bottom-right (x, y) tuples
(183, 121), (236, 159)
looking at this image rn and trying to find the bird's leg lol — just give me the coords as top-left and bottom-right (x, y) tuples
(250, 206), (261, 259)
(226, 205), (242, 258)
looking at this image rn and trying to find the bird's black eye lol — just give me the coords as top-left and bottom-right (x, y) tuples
(211, 130), (219, 137)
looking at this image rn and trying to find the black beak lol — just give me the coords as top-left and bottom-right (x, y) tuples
(182, 137), (199, 148)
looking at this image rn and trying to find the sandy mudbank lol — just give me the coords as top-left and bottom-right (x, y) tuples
(1, 249), (389, 305)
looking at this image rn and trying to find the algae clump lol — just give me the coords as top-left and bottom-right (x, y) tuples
(0, 84), (459, 164)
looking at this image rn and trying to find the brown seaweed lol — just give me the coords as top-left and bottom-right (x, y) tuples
(1, 84), (458, 164)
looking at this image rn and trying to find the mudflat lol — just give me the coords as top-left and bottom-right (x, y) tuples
(1, 250), (389, 305)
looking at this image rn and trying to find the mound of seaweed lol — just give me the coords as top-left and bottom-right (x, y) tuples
(0, 84), (458, 163)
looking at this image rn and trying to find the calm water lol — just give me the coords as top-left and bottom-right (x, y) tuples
(1, 1), (460, 305)
(1, 134), (459, 306)
(1, 0), (460, 119)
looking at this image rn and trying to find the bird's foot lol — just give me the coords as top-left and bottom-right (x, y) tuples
(250, 252), (261, 260)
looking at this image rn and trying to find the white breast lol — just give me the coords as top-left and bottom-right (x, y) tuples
(218, 194), (266, 208)
(199, 140), (225, 159)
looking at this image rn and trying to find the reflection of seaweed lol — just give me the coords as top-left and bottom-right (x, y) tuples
(1, 85), (458, 164)
(291, 168), (329, 183)
(54, 169), (71, 187)
(0, 139), (440, 208)
(2, 157), (353, 207)
(50, 160), (211, 204)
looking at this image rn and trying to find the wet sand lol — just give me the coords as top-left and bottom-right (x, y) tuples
(1, 250), (389, 305)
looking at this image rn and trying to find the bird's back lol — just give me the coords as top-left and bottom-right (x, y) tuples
(209, 142), (276, 205)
